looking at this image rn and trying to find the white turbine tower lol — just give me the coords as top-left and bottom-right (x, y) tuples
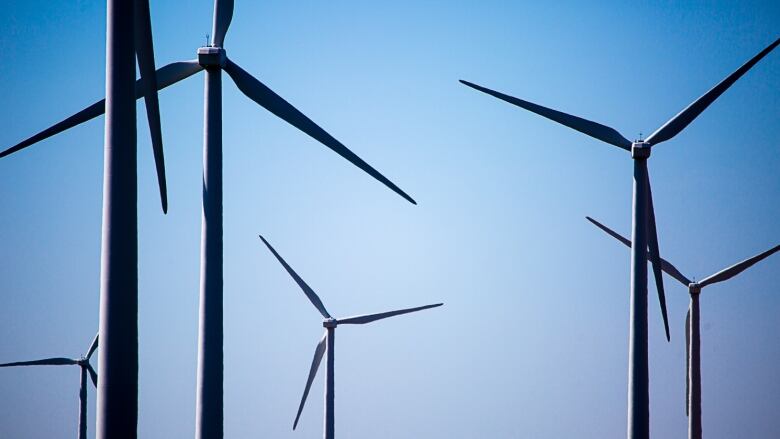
(259, 235), (442, 439)
(2, 1), (168, 437)
(460, 37), (779, 439)
(587, 216), (780, 439)
(0, 334), (99, 439)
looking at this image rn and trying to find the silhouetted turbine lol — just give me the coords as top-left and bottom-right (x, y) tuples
(587, 216), (780, 439)
(461, 37), (779, 439)
(0, 334), (99, 439)
(259, 235), (441, 439)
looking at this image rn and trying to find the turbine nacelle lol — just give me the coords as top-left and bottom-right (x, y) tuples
(197, 46), (227, 68)
(688, 283), (702, 295)
(323, 318), (338, 328)
(631, 141), (652, 159)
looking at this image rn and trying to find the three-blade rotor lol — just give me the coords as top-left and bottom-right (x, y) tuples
(259, 235), (442, 430)
(0, 332), (99, 387)
(463, 38), (780, 341)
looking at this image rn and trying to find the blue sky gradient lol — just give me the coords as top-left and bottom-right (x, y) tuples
(0, 1), (778, 437)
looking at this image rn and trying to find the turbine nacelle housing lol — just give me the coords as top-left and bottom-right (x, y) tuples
(322, 318), (338, 328)
(197, 46), (226, 68)
(688, 283), (702, 295)
(631, 141), (651, 159)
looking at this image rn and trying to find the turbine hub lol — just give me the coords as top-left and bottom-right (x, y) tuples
(689, 282), (701, 295)
(197, 46), (226, 68)
(323, 318), (338, 328)
(631, 141), (651, 159)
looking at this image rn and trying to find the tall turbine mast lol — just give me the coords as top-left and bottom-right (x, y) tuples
(98, 1), (167, 438)
(461, 37), (779, 439)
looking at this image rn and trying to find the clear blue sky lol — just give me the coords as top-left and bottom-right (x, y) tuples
(1, 1), (778, 438)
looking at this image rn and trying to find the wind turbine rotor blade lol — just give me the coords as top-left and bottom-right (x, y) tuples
(293, 332), (327, 430)
(85, 333), (99, 360)
(659, 259), (692, 287)
(223, 59), (416, 204)
(685, 310), (690, 416)
(699, 243), (780, 288)
(148, 60), (205, 91)
(586, 216), (691, 286)
(135, 0), (168, 213)
(646, 38), (780, 146)
(0, 101), (106, 159)
(0, 357), (78, 367)
(459, 80), (632, 151)
(646, 173), (671, 342)
(338, 303), (443, 325)
(211, 0), (234, 47)
(86, 363), (98, 387)
(0, 60), (202, 160)
(586, 216), (632, 248)
(258, 235), (331, 319)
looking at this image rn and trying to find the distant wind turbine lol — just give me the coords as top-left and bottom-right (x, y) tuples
(1, 1), (415, 437)
(0, 334), (99, 439)
(259, 235), (441, 439)
(586, 216), (780, 439)
(461, 37), (779, 439)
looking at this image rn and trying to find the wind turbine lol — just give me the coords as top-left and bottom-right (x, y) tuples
(460, 37), (779, 439)
(586, 216), (780, 439)
(2, 1), (415, 437)
(0, 334), (99, 439)
(1, 1), (168, 438)
(258, 235), (441, 439)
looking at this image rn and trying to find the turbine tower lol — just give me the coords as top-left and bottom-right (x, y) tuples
(587, 216), (780, 439)
(259, 235), (442, 439)
(460, 37), (779, 439)
(0, 334), (99, 439)
(1, 2), (414, 437)
(1, 1), (168, 438)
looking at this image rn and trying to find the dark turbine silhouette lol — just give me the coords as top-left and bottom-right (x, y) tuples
(259, 235), (441, 439)
(0, 334), (99, 439)
(460, 37), (778, 439)
(587, 216), (780, 439)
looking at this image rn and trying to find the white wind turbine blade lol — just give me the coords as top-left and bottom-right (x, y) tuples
(646, 38), (780, 146)
(699, 243), (780, 288)
(224, 59), (416, 205)
(585, 216), (691, 286)
(0, 357), (79, 367)
(293, 332), (328, 430)
(259, 235), (331, 319)
(85, 334), (99, 360)
(338, 303), (443, 325)
(459, 80), (633, 150)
